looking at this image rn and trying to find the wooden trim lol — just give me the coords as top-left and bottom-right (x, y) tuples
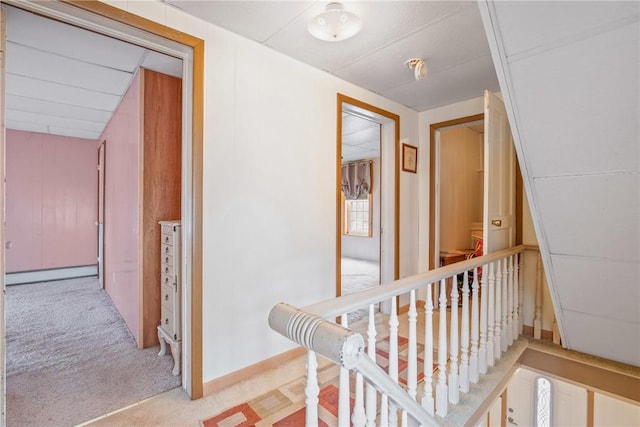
(501, 390), (507, 427)
(336, 94), (401, 299)
(429, 114), (484, 271)
(515, 156), (523, 245)
(59, 0), (205, 399)
(519, 348), (640, 403)
(522, 325), (553, 341)
(587, 389), (594, 427)
(202, 347), (306, 397)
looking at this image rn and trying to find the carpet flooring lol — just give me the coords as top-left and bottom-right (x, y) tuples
(6, 277), (181, 426)
(341, 257), (380, 323)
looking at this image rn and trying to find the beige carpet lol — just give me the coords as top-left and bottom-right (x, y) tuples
(6, 277), (181, 426)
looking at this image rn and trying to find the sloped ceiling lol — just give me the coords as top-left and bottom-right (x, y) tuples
(479, 1), (639, 365)
(5, 6), (182, 140)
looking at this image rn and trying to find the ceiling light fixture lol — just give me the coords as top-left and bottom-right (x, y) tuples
(405, 58), (428, 81)
(308, 2), (362, 42)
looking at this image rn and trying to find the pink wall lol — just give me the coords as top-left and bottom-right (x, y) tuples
(100, 72), (141, 343)
(6, 130), (98, 273)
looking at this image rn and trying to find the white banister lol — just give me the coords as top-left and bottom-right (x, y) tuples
(352, 372), (366, 427)
(534, 252), (543, 339)
(388, 296), (399, 427)
(501, 258), (508, 354)
(511, 255), (518, 340)
(449, 274), (459, 404)
(459, 271), (470, 393)
(518, 253), (524, 334)
(507, 255), (514, 346)
(422, 282), (435, 416)
(436, 278), (448, 417)
(338, 314), (350, 427)
(305, 350), (319, 427)
(487, 262), (495, 367)
(366, 304), (377, 426)
(494, 259), (503, 361)
(479, 263), (488, 374)
(408, 290), (418, 401)
(470, 267), (480, 383)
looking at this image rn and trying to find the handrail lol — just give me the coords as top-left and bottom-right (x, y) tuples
(268, 303), (441, 426)
(304, 244), (527, 319)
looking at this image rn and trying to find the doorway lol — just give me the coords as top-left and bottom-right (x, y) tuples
(0, 1), (205, 424)
(429, 114), (484, 271)
(336, 94), (400, 317)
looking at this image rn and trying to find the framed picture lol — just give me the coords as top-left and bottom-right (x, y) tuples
(402, 143), (417, 173)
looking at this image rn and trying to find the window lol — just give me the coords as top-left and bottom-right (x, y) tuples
(535, 376), (552, 427)
(343, 195), (372, 237)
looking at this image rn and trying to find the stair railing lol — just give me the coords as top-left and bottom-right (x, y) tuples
(270, 245), (527, 426)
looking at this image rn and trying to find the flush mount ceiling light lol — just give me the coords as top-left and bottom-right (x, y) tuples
(405, 58), (428, 81)
(308, 2), (362, 42)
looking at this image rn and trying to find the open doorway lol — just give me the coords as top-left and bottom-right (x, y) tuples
(336, 94), (400, 321)
(0, 1), (205, 424)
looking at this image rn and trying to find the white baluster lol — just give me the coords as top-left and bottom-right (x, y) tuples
(534, 252), (543, 339)
(422, 282), (435, 416)
(338, 314), (351, 426)
(380, 394), (389, 427)
(507, 255), (514, 346)
(518, 253), (524, 334)
(459, 271), (470, 393)
(487, 262), (495, 367)
(436, 278), (448, 417)
(388, 296), (399, 426)
(494, 259), (503, 360)
(479, 263), (488, 374)
(351, 372), (366, 427)
(513, 254), (521, 338)
(470, 268), (480, 383)
(408, 290), (418, 401)
(366, 304), (377, 426)
(305, 350), (319, 427)
(449, 274), (459, 404)
(501, 257), (508, 353)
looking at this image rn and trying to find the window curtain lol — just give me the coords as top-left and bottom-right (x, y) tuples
(341, 161), (372, 200)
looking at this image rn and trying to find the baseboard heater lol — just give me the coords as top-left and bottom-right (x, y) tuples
(6, 265), (98, 286)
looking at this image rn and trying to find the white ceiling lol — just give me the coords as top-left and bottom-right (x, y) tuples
(5, 6), (183, 140)
(165, 0), (500, 112)
(342, 112), (380, 162)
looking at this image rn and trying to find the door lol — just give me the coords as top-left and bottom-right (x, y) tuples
(97, 141), (105, 289)
(483, 90), (516, 253)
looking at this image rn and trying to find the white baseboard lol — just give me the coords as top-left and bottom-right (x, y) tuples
(6, 265), (98, 285)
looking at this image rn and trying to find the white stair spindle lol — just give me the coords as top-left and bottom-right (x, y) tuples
(479, 263), (488, 374)
(470, 267), (480, 382)
(408, 290), (418, 401)
(501, 256), (509, 353)
(487, 261), (496, 367)
(514, 254), (521, 337)
(388, 296), (399, 426)
(534, 252), (543, 339)
(366, 304), (377, 426)
(518, 253), (524, 334)
(449, 274), (459, 404)
(494, 259), (503, 360)
(459, 271), (470, 393)
(338, 314), (351, 426)
(436, 278), (448, 417)
(380, 394), (389, 427)
(351, 372), (366, 427)
(305, 350), (319, 427)
(507, 255), (514, 346)
(422, 282), (435, 415)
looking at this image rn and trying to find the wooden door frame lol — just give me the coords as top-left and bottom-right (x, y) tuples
(428, 114), (484, 271)
(3, 0), (204, 399)
(336, 94), (400, 297)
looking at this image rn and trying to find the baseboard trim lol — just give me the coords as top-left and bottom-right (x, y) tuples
(202, 347), (306, 397)
(6, 265), (98, 285)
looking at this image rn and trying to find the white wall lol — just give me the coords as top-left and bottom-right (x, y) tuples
(107, 0), (420, 382)
(342, 158), (380, 262)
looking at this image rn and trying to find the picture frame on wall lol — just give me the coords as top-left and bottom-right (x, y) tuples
(402, 143), (417, 173)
